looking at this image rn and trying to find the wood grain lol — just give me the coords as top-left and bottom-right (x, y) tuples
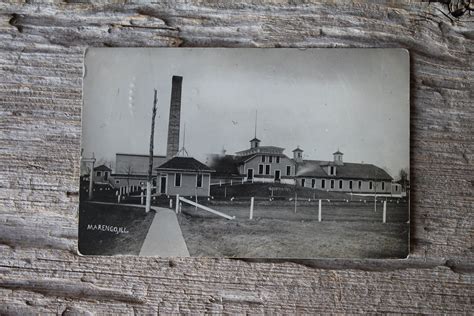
(1, 1), (472, 314)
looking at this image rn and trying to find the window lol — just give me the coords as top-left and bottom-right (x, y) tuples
(196, 174), (203, 188)
(269, 156), (273, 163)
(322, 179), (326, 189)
(331, 180), (334, 189)
(395, 186), (399, 192)
(258, 164), (264, 175)
(276, 156), (280, 163)
(298, 152), (302, 158)
(175, 173), (182, 187)
(382, 182), (385, 190)
(286, 165), (291, 176)
(301, 179), (306, 187)
(115, 180), (120, 184)
(104, 172), (108, 180)
(369, 181), (373, 190)
(349, 181), (353, 190)
(311, 179), (316, 188)
(261, 155), (266, 163)
(265, 165), (271, 175)
(339, 180), (343, 189)
(96, 171), (102, 177)
(358, 181), (362, 189)
(330, 166), (334, 175)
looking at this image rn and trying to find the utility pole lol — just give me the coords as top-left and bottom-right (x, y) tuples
(82, 154), (96, 200)
(146, 90), (158, 213)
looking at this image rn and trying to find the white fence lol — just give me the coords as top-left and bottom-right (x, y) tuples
(246, 197), (388, 224)
(176, 195), (235, 220)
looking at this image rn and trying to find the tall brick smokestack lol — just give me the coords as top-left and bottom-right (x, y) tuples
(166, 75), (183, 159)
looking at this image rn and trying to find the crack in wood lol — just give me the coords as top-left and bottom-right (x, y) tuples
(0, 278), (145, 304)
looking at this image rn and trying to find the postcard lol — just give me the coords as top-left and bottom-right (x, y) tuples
(79, 48), (410, 258)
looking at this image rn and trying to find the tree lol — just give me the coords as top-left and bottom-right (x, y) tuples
(399, 168), (409, 191)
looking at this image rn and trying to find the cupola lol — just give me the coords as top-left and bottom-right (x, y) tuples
(293, 146), (304, 163)
(250, 137), (261, 149)
(333, 150), (344, 165)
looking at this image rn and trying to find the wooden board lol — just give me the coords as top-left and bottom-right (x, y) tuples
(1, 1), (472, 313)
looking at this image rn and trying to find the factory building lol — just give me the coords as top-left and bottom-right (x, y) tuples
(208, 139), (395, 195)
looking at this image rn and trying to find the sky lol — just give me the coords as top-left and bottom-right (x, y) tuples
(82, 48), (409, 177)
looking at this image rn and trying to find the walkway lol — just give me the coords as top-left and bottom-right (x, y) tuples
(139, 206), (190, 257)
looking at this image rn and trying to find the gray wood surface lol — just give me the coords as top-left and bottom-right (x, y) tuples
(1, 1), (472, 314)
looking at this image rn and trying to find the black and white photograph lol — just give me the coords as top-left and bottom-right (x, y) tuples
(79, 48), (410, 258)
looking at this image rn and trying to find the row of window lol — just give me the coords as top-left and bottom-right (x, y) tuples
(261, 155), (281, 164)
(257, 165), (293, 176)
(174, 173), (203, 188)
(302, 179), (387, 190)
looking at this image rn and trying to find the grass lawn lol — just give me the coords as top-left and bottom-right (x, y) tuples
(79, 202), (155, 255)
(178, 201), (409, 259)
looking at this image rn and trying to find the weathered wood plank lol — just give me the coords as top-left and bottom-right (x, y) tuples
(0, 1), (472, 313)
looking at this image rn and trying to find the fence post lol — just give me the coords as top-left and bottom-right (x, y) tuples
(140, 191), (144, 205)
(383, 200), (387, 223)
(374, 194), (377, 212)
(242, 178), (244, 184)
(117, 194), (121, 204)
(294, 193), (297, 213)
(219, 180), (222, 187)
(170, 198), (173, 209)
(175, 194), (180, 214)
(318, 199), (322, 222)
(249, 197), (254, 220)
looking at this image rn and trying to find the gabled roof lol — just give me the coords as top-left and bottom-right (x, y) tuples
(156, 157), (212, 172)
(235, 154), (257, 164)
(295, 160), (327, 177)
(94, 164), (112, 172)
(333, 150), (343, 155)
(293, 147), (303, 152)
(250, 137), (261, 142)
(337, 163), (392, 180)
(235, 146), (285, 156)
(296, 160), (393, 181)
